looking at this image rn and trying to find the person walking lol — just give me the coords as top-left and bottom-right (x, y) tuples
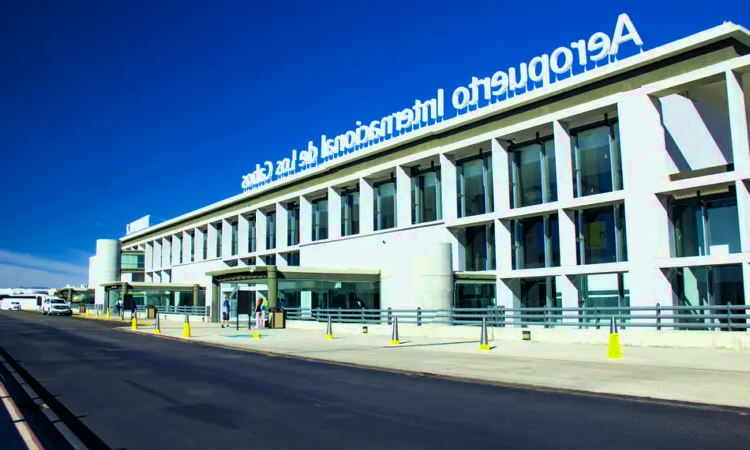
(261, 297), (269, 324)
(115, 300), (121, 318)
(221, 296), (231, 328)
(254, 296), (264, 330)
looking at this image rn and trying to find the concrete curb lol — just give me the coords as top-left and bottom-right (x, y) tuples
(116, 328), (750, 414)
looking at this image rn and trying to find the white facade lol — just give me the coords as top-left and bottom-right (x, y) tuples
(115, 22), (750, 323)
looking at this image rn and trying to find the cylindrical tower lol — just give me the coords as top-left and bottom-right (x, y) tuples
(94, 239), (121, 306)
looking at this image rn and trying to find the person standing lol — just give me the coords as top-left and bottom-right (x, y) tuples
(254, 296), (264, 330)
(115, 299), (121, 318)
(221, 296), (231, 328)
(130, 301), (137, 321)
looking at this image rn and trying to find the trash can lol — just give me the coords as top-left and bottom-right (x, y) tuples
(268, 307), (286, 329)
(147, 305), (157, 319)
(79, 304), (86, 314)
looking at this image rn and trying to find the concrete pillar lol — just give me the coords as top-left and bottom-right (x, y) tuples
(491, 138), (511, 213)
(257, 210), (267, 253)
(359, 179), (374, 233)
(277, 203), (289, 247)
(300, 197), (312, 245)
(396, 165), (411, 227)
(559, 210), (577, 267)
(192, 284), (200, 309)
(210, 281), (219, 323)
(559, 275), (579, 323)
(440, 154), (458, 221)
(267, 266), (278, 309)
(238, 215), (249, 256)
(553, 120), (574, 202)
(737, 180), (750, 253)
(618, 92), (671, 317)
(726, 70), (750, 173)
(207, 225), (218, 259)
(222, 218), (233, 257)
(497, 219), (513, 275)
(195, 228), (204, 261)
(327, 187), (342, 239)
(380, 242), (452, 309)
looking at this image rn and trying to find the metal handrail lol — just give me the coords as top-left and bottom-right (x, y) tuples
(280, 304), (750, 331)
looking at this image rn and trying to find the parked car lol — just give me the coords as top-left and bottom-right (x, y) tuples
(42, 298), (72, 316)
(1, 299), (22, 311)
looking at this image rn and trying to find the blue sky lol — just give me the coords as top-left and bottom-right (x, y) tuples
(0, 0), (747, 287)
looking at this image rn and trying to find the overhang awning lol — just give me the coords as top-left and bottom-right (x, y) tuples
(206, 265), (381, 283)
(102, 282), (204, 290)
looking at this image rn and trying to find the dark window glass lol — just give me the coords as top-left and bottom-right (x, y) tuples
(374, 182), (396, 231)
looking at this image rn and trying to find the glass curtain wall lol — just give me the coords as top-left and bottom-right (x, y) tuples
(667, 265), (745, 329)
(277, 279), (380, 312)
(512, 214), (560, 269)
(248, 218), (257, 252)
(312, 198), (329, 241)
(412, 168), (442, 224)
(572, 120), (623, 198)
(374, 180), (397, 231)
(266, 212), (276, 250)
(459, 224), (496, 271)
(341, 189), (360, 236)
(287, 206), (300, 246)
(231, 221), (239, 256)
(509, 136), (557, 208)
(457, 154), (494, 217)
(670, 187), (741, 257)
(575, 204), (627, 265)
(202, 230), (208, 260)
(454, 280), (496, 309)
(286, 252), (300, 266)
(187, 232), (194, 262)
(121, 254), (145, 269)
(576, 273), (630, 324)
(215, 223), (222, 258)
(519, 277), (562, 322)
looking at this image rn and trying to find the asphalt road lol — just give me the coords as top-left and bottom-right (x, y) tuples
(0, 311), (748, 450)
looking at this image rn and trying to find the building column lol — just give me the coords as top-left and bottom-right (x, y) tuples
(559, 210), (577, 267)
(553, 120), (574, 202)
(277, 202), (289, 247)
(145, 244), (153, 271)
(238, 215), (249, 256)
(195, 228), (204, 261)
(327, 187), (342, 239)
(257, 210), (268, 253)
(618, 92), (672, 318)
(267, 266), (278, 309)
(396, 165), (411, 227)
(496, 219), (513, 276)
(210, 280), (219, 323)
(491, 138), (510, 213)
(558, 275), (579, 323)
(359, 179), (374, 233)
(300, 197), (312, 245)
(726, 70), (750, 173)
(440, 154), (457, 221)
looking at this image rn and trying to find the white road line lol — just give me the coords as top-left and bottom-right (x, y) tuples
(0, 380), (44, 450)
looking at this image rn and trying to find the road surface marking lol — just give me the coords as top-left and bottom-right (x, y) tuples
(0, 380), (44, 449)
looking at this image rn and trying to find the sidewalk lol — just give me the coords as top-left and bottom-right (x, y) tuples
(120, 319), (750, 409)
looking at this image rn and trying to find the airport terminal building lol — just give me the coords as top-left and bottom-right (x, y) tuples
(90, 16), (750, 326)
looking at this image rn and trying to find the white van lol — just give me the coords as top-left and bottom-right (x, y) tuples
(1, 299), (22, 311)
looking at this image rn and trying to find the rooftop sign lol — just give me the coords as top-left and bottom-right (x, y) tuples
(126, 215), (151, 235)
(241, 13), (643, 192)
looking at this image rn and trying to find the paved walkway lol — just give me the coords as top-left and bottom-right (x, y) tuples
(118, 319), (750, 409)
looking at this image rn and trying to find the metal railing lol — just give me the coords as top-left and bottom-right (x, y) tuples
(81, 304), (207, 316)
(282, 303), (750, 331)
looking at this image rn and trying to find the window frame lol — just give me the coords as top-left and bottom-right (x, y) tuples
(571, 117), (622, 198)
(456, 153), (494, 218)
(411, 166), (442, 224)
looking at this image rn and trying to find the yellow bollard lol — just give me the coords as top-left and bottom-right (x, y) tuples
(154, 314), (161, 334)
(479, 317), (490, 351)
(105, 310), (110, 320)
(183, 313), (191, 338)
(390, 316), (400, 345)
(607, 317), (622, 359)
(252, 331), (261, 340)
(325, 316), (334, 340)
(131, 317), (138, 330)
(85, 309), (90, 318)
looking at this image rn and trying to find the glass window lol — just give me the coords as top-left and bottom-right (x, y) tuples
(457, 155), (494, 217)
(265, 254), (276, 265)
(276, 278), (380, 312)
(459, 223), (496, 271)
(341, 191), (360, 236)
(374, 181), (397, 231)
(412, 170), (442, 224)
(572, 122), (622, 197)
(512, 214), (560, 269)
(510, 138), (557, 208)
(286, 252), (300, 266)
(575, 204), (627, 265)
(248, 218), (257, 253)
(576, 273), (629, 325)
(313, 198), (328, 241)
(202, 230), (207, 260)
(266, 213), (276, 250)
(188, 233), (194, 262)
(231, 222), (238, 256)
(670, 188), (741, 257)
(121, 253), (145, 269)
(454, 281), (496, 309)
(287, 206), (300, 246)
(215, 224), (222, 258)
